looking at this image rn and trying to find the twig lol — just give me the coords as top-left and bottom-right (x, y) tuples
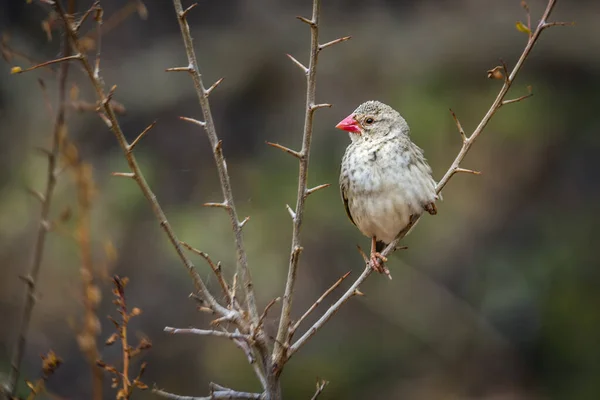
(153, 386), (263, 400)
(310, 379), (329, 400)
(8, 11), (73, 396)
(171, 0), (259, 328)
(180, 241), (231, 301)
(289, 271), (351, 338)
(164, 327), (252, 341)
(50, 0), (235, 325)
(273, 0), (349, 371)
(288, 0), (563, 360)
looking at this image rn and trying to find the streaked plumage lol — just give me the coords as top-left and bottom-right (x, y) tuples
(336, 101), (437, 270)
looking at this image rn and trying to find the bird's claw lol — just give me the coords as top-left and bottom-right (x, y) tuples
(369, 252), (389, 275)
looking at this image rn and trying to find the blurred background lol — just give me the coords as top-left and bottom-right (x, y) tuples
(1, 0), (598, 398)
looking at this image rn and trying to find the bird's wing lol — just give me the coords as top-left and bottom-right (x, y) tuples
(340, 181), (356, 226)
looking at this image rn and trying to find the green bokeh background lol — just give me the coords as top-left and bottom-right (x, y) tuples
(1, 0), (599, 398)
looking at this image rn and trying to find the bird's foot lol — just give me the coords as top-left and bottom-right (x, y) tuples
(369, 252), (391, 279)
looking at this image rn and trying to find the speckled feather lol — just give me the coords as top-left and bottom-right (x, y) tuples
(339, 101), (437, 244)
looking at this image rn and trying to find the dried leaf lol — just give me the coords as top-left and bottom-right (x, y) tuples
(487, 66), (504, 80)
(515, 21), (531, 34)
(105, 332), (119, 346)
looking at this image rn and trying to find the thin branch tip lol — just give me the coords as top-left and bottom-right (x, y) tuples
(128, 121), (157, 151)
(266, 141), (301, 159)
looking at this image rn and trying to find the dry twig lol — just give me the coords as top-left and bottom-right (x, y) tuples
(8, 8), (73, 396)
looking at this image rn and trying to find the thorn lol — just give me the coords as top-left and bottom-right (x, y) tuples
(205, 77), (224, 97)
(305, 183), (330, 196)
(318, 36), (351, 51)
(165, 66), (193, 73)
(542, 21), (575, 29)
(128, 121), (157, 152)
(502, 91), (533, 106)
(203, 202), (230, 209)
(449, 109), (467, 143)
(296, 16), (316, 27)
(102, 85), (117, 107)
(180, 3), (198, 20)
(310, 103), (332, 111)
(286, 204), (296, 220)
(27, 188), (45, 203)
(286, 53), (308, 74)
(353, 288), (364, 296)
(111, 172), (136, 178)
(455, 167), (481, 175)
(266, 141), (302, 159)
(33, 147), (52, 157)
(19, 274), (35, 288)
(356, 245), (369, 263)
(239, 216), (250, 228)
(179, 116), (206, 127)
(499, 59), (510, 84)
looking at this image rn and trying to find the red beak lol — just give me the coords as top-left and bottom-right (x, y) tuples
(335, 114), (361, 133)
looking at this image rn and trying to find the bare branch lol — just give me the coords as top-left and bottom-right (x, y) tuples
(51, 1), (234, 326)
(10, 54), (82, 74)
(265, 141), (302, 159)
(171, 0), (260, 328)
(289, 271), (351, 338)
(542, 21), (574, 29)
(128, 121), (157, 152)
(164, 327), (252, 341)
(274, 0), (344, 371)
(8, 16), (73, 396)
(153, 386), (263, 400)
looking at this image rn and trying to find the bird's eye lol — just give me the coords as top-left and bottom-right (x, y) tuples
(365, 117), (374, 125)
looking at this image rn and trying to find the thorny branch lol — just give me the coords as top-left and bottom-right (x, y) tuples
(170, 0), (259, 327)
(272, 0), (349, 372)
(49, 0), (238, 334)
(7, 5), (73, 396)
(286, 0), (566, 360)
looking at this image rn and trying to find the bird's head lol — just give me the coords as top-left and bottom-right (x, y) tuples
(335, 100), (409, 141)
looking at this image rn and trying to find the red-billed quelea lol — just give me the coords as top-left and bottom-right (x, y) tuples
(337, 100), (438, 275)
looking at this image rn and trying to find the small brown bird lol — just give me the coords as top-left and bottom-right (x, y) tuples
(337, 101), (438, 274)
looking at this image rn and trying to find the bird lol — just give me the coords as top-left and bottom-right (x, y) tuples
(336, 100), (438, 275)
